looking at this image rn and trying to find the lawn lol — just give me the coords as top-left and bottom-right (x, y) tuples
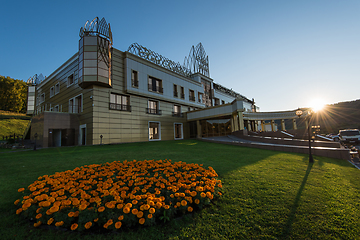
(1, 140), (359, 239)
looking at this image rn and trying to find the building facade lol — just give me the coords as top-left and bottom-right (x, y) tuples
(26, 17), (258, 148)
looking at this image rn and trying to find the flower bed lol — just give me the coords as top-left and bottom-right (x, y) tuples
(15, 159), (222, 231)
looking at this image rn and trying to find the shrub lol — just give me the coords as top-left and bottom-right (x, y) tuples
(15, 159), (222, 232)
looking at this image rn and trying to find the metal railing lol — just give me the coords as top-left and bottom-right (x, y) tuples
(148, 84), (163, 93)
(189, 96), (195, 101)
(174, 91), (178, 97)
(132, 79), (139, 87)
(180, 93), (185, 99)
(109, 103), (131, 112)
(146, 108), (162, 115)
(172, 112), (184, 117)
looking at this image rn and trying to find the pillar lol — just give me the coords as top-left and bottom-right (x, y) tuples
(247, 121), (252, 131)
(254, 121), (258, 131)
(237, 111), (244, 130)
(230, 116), (234, 132)
(292, 119), (297, 130)
(261, 120), (265, 132)
(281, 119), (286, 131)
(196, 120), (202, 139)
(271, 120), (275, 132)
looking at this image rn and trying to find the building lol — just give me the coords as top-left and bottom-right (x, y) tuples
(25, 17), (260, 148)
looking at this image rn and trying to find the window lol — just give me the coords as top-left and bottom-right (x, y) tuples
(69, 94), (83, 113)
(189, 90), (195, 101)
(221, 100), (225, 105)
(55, 83), (60, 95)
(180, 87), (184, 99)
(148, 76), (163, 93)
(173, 84), (178, 97)
(40, 93), (45, 103)
(174, 123), (183, 139)
(110, 93), (131, 111)
(50, 87), (54, 98)
(214, 98), (220, 106)
(172, 105), (183, 117)
(149, 121), (161, 140)
(132, 70), (139, 87)
(67, 74), (74, 87)
(147, 100), (161, 115)
(198, 92), (203, 103)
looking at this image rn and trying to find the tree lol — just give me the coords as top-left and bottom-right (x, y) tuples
(0, 76), (28, 113)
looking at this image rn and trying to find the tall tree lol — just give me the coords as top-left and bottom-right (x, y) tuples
(0, 76), (28, 113)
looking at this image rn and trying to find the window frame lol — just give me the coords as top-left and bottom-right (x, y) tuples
(109, 93), (131, 112)
(148, 76), (163, 94)
(148, 121), (161, 141)
(174, 123), (183, 140)
(67, 74), (74, 87)
(147, 100), (161, 115)
(131, 70), (139, 88)
(189, 89), (195, 102)
(55, 83), (60, 95)
(69, 94), (83, 113)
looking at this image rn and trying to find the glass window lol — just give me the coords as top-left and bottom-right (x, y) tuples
(132, 70), (138, 87)
(149, 121), (160, 140)
(174, 123), (183, 139)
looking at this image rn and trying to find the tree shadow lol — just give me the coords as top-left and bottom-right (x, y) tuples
(281, 161), (313, 238)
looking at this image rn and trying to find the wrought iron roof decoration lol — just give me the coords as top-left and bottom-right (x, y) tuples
(79, 17), (113, 44)
(184, 43), (210, 77)
(127, 43), (192, 77)
(27, 74), (45, 85)
(213, 82), (252, 103)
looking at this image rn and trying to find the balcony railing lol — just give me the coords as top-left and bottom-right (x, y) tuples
(172, 112), (184, 117)
(189, 96), (195, 101)
(180, 93), (185, 99)
(174, 91), (178, 97)
(146, 108), (162, 115)
(148, 84), (163, 93)
(132, 79), (139, 87)
(109, 103), (131, 112)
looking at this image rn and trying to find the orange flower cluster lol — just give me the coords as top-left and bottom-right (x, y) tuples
(15, 159), (222, 231)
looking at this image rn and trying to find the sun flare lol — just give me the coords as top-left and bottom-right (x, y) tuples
(309, 98), (326, 112)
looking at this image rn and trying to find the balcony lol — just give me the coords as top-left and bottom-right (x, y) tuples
(172, 112), (184, 117)
(109, 103), (131, 112)
(146, 108), (162, 115)
(148, 84), (163, 94)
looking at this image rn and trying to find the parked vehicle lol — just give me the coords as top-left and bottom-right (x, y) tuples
(338, 129), (360, 143)
(326, 133), (340, 142)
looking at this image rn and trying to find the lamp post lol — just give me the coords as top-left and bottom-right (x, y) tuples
(296, 108), (314, 163)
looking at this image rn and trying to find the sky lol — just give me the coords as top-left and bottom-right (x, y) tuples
(1, 0), (359, 112)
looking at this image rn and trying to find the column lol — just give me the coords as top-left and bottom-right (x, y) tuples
(281, 119), (286, 131)
(230, 116), (234, 132)
(292, 119), (297, 130)
(254, 121), (258, 131)
(261, 120), (265, 132)
(271, 120), (275, 132)
(247, 121), (252, 131)
(237, 111), (244, 130)
(196, 120), (202, 139)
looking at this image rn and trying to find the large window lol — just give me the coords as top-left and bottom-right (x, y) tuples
(172, 105), (183, 117)
(189, 90), (195, 101)
(174, 123), (183, 139)
(132, 70), (138, 88)
(180, 87), (185, 99)
(198, 92), (203, 103)
(173, 84), (178, 97)
(148, 76), (163, 93)
(69, 94), (83, 113)
(147, 100), (161, 115)
(55, 83), (60, 95)
(149, 121), (161, 140)
(110, 93), (131, 111)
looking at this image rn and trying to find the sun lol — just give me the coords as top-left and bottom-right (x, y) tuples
(309, 98), (326, 112)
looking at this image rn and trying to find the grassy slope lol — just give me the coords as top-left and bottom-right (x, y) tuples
(0, 111), (30, 138)
(0, 140), (359, 239)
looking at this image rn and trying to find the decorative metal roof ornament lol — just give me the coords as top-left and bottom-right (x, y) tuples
(127, 43), (192, 77)
(27, 73), (45, 85)
(184, 43), (210, 77)
(79, 17), (112, 44)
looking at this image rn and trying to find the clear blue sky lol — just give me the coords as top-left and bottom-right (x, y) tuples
(1, 0), (359, 112)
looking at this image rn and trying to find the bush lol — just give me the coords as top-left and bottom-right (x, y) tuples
(15, 159), (222, 232)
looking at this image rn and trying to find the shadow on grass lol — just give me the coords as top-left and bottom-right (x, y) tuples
(281, 161), (313, 238)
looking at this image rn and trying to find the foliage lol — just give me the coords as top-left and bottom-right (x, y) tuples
(0, 118), (30, 139)
(1, 140), (359, 239)
(15, 159), (222, 232)
(0, 76), (28, 113)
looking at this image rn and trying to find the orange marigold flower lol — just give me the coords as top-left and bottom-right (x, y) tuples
(123, 207), (130, 214)
(18, 188), (25, 192)
(68, 212), (75, 217)
(187, 206), (193, 212)
(132, 208), (138, 215)
(137, 211), (144, 218)
(149, 207), (155, 214)
(147, 214), (153, 219)
(164, 205), (170, 209)
(29, 187), (36, 192)
(181, 200), (187, 206)
(47, 218), (54, 225)
(50, 206), (59, 213)
(117, 204), (124, 209)
(34, 221), (42, 228)
(42, 201), (51, 207)
(79, 204), (87, 211)
(55, 221), (64, 227)
(103, 223), (109, 229)
(190, 191), (197, 197)
(98, 206), (105, 212)
(74, 211), (79, 217)
(85, 222), (92, 229)
(115, 221), (122, 229)
(118, 215), (124, 221)
(36, 213), (42, 219)
(139, 218), (145, 225)
(94, 218), (99, 222)
(14, 199), (20, 205)
(218, 192), (222, 196)
(71, 223), (78, 231)
(16, 208), (23, 215)
(132, 200), (138, 205)
(195, 199), (200, 204)
(200, 192), (206, 198)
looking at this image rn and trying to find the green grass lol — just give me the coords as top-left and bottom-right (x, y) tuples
(0, 119), (30, 139)
(1, 140), (359, 239)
